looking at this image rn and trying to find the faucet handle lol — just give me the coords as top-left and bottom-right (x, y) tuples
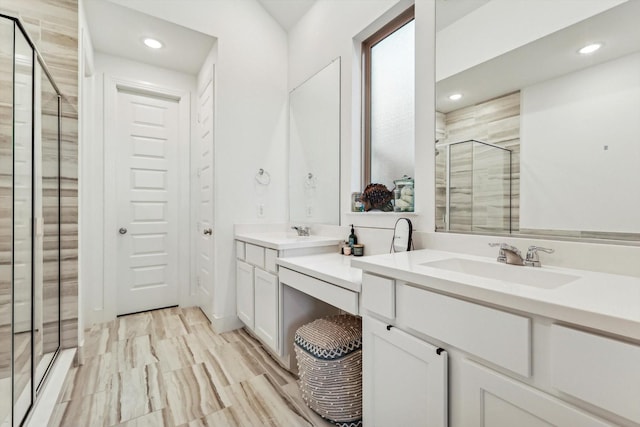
(489, 243), (523, 264)
(524, 246), (554, 267)
(488, 242), (507, 263)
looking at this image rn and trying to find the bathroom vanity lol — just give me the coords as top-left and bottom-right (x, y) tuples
(353, 250), (640, 427)
(234, 232), (342, 369)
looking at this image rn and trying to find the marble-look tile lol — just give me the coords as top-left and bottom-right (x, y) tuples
(155, 336), (197, 373)
(52, 307), (333, 427)
(217, 374), (313, 427)
(182, 307), (209, 326)
(115, 409), (171, 427)
(150, 310), (191, 340)
(113, 364), (165, 424)
(58, 353), (114, 402)
(162, 363), (226, 425)
(117, 313), (152, 341)
(114, 335), (158, 372)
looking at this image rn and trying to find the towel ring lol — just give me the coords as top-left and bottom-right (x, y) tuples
(304, 172), (317, 189)
(255, 168), (271, 185)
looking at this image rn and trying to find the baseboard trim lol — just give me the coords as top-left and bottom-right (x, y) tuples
(211, 314), (243, 334)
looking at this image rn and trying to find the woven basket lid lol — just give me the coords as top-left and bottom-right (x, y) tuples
(295, 314), (362, 360)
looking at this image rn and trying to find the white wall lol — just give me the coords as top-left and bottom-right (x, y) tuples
(108, 0), (289, 331)
(288, 0), (423, 230)
(521, 52), (640, 234)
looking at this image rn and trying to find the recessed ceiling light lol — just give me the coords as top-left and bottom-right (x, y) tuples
(143, 38), (163, 49)
(578, 43), (601, 55)
(449, 93), (463, 101)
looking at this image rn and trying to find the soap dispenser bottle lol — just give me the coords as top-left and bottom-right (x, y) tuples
(348, 224), (358, 248)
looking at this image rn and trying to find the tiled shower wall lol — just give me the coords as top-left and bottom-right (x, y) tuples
(435, 92), (520, 233)
(2, 0), (79, 349)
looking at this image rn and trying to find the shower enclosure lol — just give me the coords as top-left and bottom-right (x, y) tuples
(1, 14), (61, 426)
(435, 140), (512, 233)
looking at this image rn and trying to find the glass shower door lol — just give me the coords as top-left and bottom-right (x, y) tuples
(12, 22), (35, 426)
(0, 16), (14, 427)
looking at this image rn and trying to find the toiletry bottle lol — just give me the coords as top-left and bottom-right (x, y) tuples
(348, 224), (358, 248)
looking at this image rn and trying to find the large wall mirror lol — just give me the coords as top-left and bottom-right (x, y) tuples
(289, 58), (341, 225)
(435, 0), (640, 241)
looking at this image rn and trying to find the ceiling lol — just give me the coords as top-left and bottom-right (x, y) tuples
(436, 0), (640, 113)
(435, 0), (490, 32)
(256, 0), (316, 31)
(84, 0), (216, 75)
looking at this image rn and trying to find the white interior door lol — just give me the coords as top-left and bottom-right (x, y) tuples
(115, 89), (180, 315)
(196, 71), (215, 319)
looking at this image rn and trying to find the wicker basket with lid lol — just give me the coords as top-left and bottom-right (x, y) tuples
(294, 314), (362, 427)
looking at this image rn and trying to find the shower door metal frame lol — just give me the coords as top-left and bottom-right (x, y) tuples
(2, 12), (62, 427)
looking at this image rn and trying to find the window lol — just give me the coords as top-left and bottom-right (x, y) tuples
(363, 6), (415, 190)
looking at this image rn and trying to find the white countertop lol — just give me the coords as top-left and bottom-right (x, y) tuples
(235, 232), (342, 250)
(276, 253), (363, 293)
(351, 249), (640, 341)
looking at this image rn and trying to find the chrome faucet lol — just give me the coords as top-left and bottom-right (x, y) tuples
(523, 246), (554, 267)
(291, 226), (310, 236)
(489, 243), (524, 266)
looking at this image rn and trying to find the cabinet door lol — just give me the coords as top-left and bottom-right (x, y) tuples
(363, 316), (448, 427)
(460, 359), (612, 427)
(236, 260), (254, 330)
(254, 268), (279, 353)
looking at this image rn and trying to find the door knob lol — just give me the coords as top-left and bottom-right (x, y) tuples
(119, 227), (127, 235)
(203, 228), (213, 235)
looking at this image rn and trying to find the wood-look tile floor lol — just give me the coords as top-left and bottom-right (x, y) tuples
(49, 307), (334, 427)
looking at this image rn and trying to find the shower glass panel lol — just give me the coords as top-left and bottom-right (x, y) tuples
(472, 141), (511, 233)
(0, 13), (62, 426)
(13, 23), (35, 425)
(439, 140), (512, 233)
(34, 59), (60, 391)
(0, 16), (14, 427)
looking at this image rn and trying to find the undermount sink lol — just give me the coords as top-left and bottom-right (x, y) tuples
(420, 258), (580, 289)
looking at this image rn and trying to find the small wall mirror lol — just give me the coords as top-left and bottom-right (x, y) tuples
(435, 0), (640, 242)
(391, 218), (413, 252)
(289, 58), (341, 225)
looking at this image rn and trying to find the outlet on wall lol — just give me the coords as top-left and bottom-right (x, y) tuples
(306, 206), (313, 217)
(257, 203), (264, 217)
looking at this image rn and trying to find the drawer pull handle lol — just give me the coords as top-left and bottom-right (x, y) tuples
(386, 325), (393, 331)
(436, 348), (445, 356)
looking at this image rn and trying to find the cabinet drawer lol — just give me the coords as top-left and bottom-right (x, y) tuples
(551, 324), (640, 424)
(280, 267), (359, 315)
(245, 243), (265, 268)
(361, 273), (395, 320)
(236, 241), (246, 260)
(397, 284), (531, 377)
(265, 248), (278, 274)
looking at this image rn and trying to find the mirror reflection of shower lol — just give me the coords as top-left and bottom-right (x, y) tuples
(435, 139), (512, 233)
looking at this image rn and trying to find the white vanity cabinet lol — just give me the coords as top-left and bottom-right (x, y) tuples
(359, 270), (636, 427)
(460, 359), (612, 427)
(236, 260), (255, 329)
(235, 241), (279, 352)
(363, 315), (447, 427)
(253, 267), (278, 350)
(234, 234), (340, 361)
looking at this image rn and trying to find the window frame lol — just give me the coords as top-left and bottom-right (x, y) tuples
(362, 5), (415, 186)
